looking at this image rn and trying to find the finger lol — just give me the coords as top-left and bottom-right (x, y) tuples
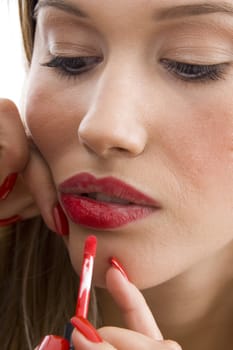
(22, 145), (58, 232)
(72, 329), (116, 350)
(0, 99), (68, 233)
(0, 99), (29, 176)
(36, 335), (69, 350)
(106, 264), (164, 340)
(0, 174), (38, 219)
(71, 317), (116, 350)
(99, 327), (181, 350)
(0, 99), (33, 219)
(72, 322), (178, 350)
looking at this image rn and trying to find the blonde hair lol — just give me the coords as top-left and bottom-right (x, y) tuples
(1, 1), (99, 349)
(18, 0), (36, 64)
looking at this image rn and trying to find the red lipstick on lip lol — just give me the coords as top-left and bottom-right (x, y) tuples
(59, 172), (159, 230)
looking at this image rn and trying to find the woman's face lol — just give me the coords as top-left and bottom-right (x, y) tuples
(25, 0), (233, 289)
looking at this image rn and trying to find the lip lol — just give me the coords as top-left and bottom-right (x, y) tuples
(58, 172), (160, 229)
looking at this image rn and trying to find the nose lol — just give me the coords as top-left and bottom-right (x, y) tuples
(78, 70), (147, 159)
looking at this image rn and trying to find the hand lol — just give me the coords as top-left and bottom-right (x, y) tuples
(36, 264), (182, 350)
(0, 98), (68, 235)
(71, 264), (182, 350)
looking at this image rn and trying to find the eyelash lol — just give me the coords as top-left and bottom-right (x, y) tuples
(161, 59), (227, 83)
(41, 56), (102, 80)
(41, 55), (227, 83)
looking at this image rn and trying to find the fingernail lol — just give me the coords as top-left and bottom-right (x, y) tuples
(53, 203), (69, 236)
(0, 215), (21, 226)
(0, 173), (18, 200)
(38, 335), (70, 350)
(109, 257), (129, 280)
(71, 316), (102, 343)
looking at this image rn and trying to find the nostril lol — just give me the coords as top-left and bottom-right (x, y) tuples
(115, 147), (129, 152)
(78, 119), (146, 158)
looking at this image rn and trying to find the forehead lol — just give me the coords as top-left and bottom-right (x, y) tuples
(35, 0), (233, 20)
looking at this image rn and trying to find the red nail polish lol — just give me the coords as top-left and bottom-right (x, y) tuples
(53, 203), (69, 236)
(0, 173), (18, 200)
(71, 316), (102, 343)
(109, 257), (129, 280)
(0, 215), (21, 226)
(38, 335), (69, 350)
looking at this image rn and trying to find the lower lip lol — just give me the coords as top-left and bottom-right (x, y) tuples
(60, 194), (155, 229)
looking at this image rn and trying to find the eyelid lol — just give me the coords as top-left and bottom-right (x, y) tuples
(160, 45), (233, 65)
(40, 55), (103, 81)
(160, 58), (228, 83)
(49, 42), (102, 57)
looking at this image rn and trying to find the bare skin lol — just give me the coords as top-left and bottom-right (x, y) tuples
(1, 0), (233, 349)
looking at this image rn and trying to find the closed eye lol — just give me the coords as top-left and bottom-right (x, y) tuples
(41, 55), (103, 78)
(160, 59), (227, 83)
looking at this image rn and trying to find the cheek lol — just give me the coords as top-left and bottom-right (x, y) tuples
(159, 97), (233, 192)
(25, 79), (87, 162)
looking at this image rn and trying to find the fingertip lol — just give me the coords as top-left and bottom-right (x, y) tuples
(106, 257), (130, 293)
(0, 98), (18, 116)
(105, 264), (136, 316)
(109, 257), (129, 280)
(71, 326), (100, 350)
(163, 340), (183, 350)
(71, 316), (103, 343)
(52, 203), (69, 236)
(37, 335), (69, 350)
(105, 265), (128, 298)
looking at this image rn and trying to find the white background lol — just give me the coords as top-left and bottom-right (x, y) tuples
(0, 0), (26, 109)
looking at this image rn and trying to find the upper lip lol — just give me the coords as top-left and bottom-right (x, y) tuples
(58, 172), (160, 207)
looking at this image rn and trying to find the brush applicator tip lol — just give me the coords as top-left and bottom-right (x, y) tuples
(84, 235), (97, 257)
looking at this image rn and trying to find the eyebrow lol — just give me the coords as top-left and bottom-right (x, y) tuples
(33, 0), (233, 21)
(156, 2), (233, 20)
(33, 0), (88, 19)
